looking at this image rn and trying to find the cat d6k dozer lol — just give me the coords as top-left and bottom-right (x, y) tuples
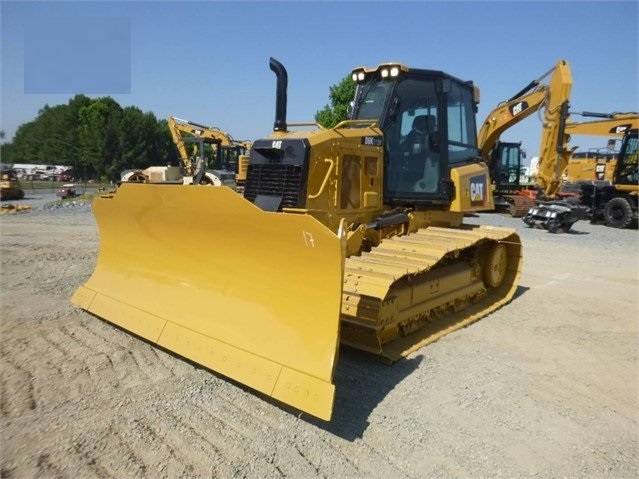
(72, 58), (522, 421)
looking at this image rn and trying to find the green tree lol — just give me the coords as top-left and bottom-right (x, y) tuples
(5, 95), (91, 166)
(77, 97), (123, 180)
(1, 94), (179, 179)
(315, 75), (356, 128)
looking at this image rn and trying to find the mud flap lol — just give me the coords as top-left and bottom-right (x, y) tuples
(72, 183), (344, 420)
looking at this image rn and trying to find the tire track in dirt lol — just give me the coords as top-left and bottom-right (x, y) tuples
(0, 359), (37, 419)
(72, 319), (180, 381)
(191, 388), (366, 478)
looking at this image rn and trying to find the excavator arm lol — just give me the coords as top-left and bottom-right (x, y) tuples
(477, 66), (556, 159)
(168, 116), (252, 186)
(565, 112), (638, 137)
(477, 60), (573, 217)
(533, 60), (573, 199)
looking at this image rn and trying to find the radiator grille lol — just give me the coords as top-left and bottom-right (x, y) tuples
(244, 164), (305, 210)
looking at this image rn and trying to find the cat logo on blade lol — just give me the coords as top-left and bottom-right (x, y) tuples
(470, 175), (487, 206)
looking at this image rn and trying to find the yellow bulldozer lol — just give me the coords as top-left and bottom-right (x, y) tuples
(0, 165), (25, 201)
(72, 58), (523, 420)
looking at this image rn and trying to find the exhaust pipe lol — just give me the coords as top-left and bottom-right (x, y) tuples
(269, 57), (288, 132)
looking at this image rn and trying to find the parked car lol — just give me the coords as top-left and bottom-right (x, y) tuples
(56, 184), (77, 198)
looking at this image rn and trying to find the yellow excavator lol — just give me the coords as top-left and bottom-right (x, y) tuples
(167, 116), (252, 191)
(477, 60), (572, 216)
(562, 112), (638, 183)
(72, 58), (523, 420)
(121, 116), (251, 190)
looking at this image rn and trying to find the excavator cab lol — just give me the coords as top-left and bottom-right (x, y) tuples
(491, 142), (525, 188)
(613, 129), (638, 185)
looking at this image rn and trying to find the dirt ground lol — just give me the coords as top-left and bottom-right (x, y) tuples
(1, 196), (637, 479)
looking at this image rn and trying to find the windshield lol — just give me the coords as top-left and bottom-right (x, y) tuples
(352, 80), (394, 121)
(615, 134), (638, 185)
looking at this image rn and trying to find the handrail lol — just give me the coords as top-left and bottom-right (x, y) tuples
(308, 158), (334, 199)
(287, 122), (327, 130)
(333, 119), (379, 129)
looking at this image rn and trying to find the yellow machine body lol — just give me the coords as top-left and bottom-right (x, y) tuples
(73, 59), (523, 420)
(563, 113), (638, 183)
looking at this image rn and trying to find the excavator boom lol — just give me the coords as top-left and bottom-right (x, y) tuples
(565, 112), (638, 137)
(477, 64), (559, 159)
(477, 60), (572, 216)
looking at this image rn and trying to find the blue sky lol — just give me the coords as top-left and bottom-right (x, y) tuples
(1, 0), (638, 163)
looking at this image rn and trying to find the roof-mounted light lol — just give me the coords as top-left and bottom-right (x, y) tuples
(352, 63), (408, 82)
(351, 71), (366, 82)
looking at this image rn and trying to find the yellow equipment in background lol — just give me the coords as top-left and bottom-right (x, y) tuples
(0, 165), (25, 201)
(73, 58), (522, 420)
(477, 60), (572, 216)
(167, 116), (252, 191)
(563, 112), (638, 183)
(121, 117), (251, 189)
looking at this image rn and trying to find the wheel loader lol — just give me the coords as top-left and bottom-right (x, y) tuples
(579, 128), (638, 228)
(72, 58), (522, 420)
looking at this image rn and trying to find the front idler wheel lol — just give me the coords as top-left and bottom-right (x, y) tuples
(483, 243), (508, 288)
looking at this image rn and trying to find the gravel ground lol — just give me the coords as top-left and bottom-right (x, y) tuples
(1, 196), (637, 479)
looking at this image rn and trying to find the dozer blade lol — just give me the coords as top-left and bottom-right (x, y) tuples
(72, 183), (344, 420)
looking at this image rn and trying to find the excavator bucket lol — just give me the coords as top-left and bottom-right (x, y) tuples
(72, 183), (344, 420)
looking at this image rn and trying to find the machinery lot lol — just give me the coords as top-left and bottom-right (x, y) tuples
(1, 204), (637, 478)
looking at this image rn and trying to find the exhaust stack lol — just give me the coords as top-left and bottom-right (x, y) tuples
(269, 57), (288, 132)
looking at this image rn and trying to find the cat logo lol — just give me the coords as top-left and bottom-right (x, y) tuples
(509, 101), (529, 117)
(470, 174), (487, 206)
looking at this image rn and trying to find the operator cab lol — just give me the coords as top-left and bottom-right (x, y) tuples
(349, 64), (480, 207)
(613, 129), (638, 185)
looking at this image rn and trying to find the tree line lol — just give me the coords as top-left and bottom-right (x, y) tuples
(1, 95), (178, 181)
(1, 76), (355, 182)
